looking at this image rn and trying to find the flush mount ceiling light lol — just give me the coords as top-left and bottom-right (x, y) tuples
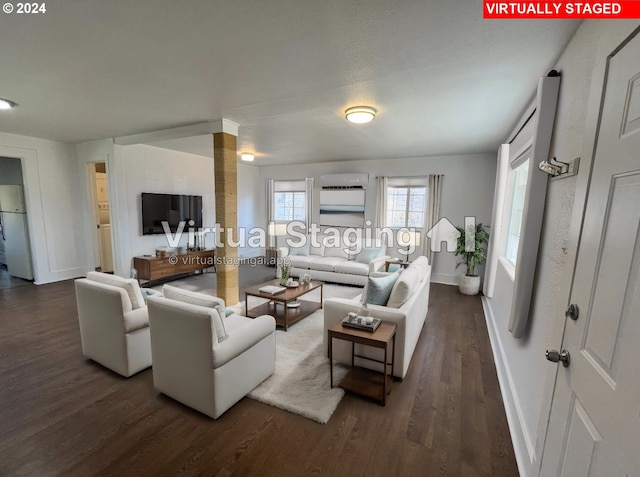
(0, 98), (17, 110)
(345, 106), (376, 124)
(241, 153), (255, 162)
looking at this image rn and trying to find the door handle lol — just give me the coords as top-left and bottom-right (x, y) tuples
(565, 304), (579, 321)
(546, 349), (570, 368)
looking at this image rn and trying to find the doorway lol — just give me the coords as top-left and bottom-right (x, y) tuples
(89, 162), (114, 273)
(0, 156), (34, 289)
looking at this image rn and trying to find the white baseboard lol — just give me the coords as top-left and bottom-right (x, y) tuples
(34, 267), (84, 285)
(481, 296), (535, 477)
(430, 272), (458, 285)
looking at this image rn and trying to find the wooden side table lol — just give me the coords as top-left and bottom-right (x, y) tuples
(328, 320), (396, 405)
(383, 259), (410, 272)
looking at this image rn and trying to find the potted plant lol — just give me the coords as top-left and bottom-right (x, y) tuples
(279, 263), (290, 286)
(455, 222), (489, 295)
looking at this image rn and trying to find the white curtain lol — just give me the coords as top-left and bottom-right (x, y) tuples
(424, 174), (443, 264)
(376, 176), (388, 228)
(483, 145), (509, 298)
(305, 177), (314, 231)
(266, 178), (275, 248)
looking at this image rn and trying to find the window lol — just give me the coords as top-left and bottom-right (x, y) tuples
(386, 186), (427, 228)
(504, 159), (529, 266)
(274, 191), (306, 221)
(485, 73), (559, 338)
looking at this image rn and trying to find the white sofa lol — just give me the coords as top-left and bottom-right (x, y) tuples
(74, 271), (152, 377)
(323, 255), (431, 379)
(279, 237), (390, 286)
(146, 288), (276, 419)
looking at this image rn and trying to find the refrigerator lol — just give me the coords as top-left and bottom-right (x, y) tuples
(0, 185), (34, 280)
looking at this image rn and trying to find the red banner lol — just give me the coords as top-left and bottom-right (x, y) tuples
(483, 1), (640, 18)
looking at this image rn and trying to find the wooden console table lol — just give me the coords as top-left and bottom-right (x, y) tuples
(133, 249), (215, 286)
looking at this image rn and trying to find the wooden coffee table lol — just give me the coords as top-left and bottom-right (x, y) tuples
(244, 279), (323, 331)
(328, 320), (396, 406)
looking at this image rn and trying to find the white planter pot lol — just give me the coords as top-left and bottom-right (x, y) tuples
(459, 275), (481, 295)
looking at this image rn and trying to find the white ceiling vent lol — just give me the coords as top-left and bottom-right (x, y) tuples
(320, 173), (369, 189)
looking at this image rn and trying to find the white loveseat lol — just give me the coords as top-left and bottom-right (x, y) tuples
(75, 271), (152, 377)
(279, 237), (390, 286)
(323, 255), (431, 379)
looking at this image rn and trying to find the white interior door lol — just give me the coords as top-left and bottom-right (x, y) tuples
(540, 31), (640, 476)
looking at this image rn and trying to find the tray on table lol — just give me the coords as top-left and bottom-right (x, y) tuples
(341, 315), (381, 332)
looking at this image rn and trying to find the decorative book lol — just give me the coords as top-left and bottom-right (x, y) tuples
(258, 285), (286, 295)
(342, 315), (382, 332)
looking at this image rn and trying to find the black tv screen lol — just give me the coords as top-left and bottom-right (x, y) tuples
(141, 193), (203, 235)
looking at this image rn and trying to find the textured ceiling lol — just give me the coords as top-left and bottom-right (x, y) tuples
(0, 1), (580, 165)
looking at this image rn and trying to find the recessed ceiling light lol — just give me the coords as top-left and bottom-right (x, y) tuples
(345, 106), (376, 124)
(0, 98), (17, 110)
(241, 153), (255, 162)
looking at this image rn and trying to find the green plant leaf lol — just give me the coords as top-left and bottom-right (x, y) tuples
(454, 223), (489, 276)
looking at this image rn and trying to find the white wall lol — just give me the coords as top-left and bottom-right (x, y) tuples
(0, 132), (84, 284)
(0, 157), (24, 184)
(482, 20), (640, 477)
(258, 153), (496, 284)
(97, 144), (260, 275)
(237, 162), (261, 258)
(75, 139), (113, 275)
(111, 144), (216, 274)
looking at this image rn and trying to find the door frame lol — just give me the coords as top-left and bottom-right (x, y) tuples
(535, 25), (640, 476)
(83, 160), (114, 273)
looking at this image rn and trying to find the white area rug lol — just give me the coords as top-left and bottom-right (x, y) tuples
(248, 284), (361, 424)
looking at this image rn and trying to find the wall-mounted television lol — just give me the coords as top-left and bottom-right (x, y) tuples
(141, 192), (203, 235)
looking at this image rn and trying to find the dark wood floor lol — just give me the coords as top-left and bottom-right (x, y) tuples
(0, 280), (518, 477)
(0, 264), (32, 290)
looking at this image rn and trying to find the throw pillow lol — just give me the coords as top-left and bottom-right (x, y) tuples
(141, 288), (161, 303)
(386, 267), (421, 308)
(162, 284), (226, 309)
(224, 307), (234, 317)
(309, 242), (325, 256)
(86, 271), (145, 310)
(324, 245), (349, 259)
(288, 242), (310, 256)
(209, 307), (228, 343)
(355, 247), (382, 264)
(364, 272), (400, 306)
(161, 285), (228, 342)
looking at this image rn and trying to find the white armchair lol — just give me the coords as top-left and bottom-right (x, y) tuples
(74, 272), (152, 377)
(146, 294), (276, 419)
